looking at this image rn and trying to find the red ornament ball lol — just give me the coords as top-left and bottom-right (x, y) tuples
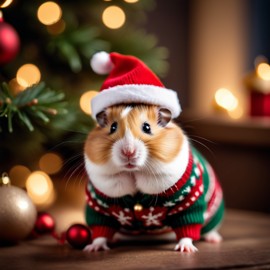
(34, 212), (55, 235)
(0, 19), (20, 65)
(66, 224), (91, 249)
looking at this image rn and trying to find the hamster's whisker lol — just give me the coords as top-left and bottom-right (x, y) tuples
(144, 160), (165, 198)
(189, 135), (216, 145)
(63, 158), (85, 191)
(189, 137), (216, 159)
(76, 165), (87, 188)
(62, 154), (84, 180)
(48, 139), (85, 152)
(64, 164), (83, 191)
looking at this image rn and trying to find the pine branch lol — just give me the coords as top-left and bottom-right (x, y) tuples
(0, 82), (66, 133)
(48, 27), (109, 73)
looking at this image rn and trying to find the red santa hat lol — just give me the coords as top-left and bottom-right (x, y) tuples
(90, 51), (181, 120)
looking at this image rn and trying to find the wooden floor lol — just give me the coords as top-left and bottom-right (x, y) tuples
(0, 209), (270, 270)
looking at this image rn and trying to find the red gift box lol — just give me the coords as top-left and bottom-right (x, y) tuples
(250, 91), (270, 117)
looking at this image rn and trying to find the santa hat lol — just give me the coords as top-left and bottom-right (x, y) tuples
(90, 51), (181, 120)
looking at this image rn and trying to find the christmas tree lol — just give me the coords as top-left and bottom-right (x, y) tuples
(0, 0), (168, 208)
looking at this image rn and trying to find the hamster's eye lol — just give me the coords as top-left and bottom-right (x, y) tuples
(142, 122), (152, 134)
(110, 122), (118, 134)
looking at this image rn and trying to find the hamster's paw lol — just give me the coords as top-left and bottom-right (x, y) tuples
(174, 237), (198, 253)
(203, 231), (222, 243)
(83, 237), (110, 252)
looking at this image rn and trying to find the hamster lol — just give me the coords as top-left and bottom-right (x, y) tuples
(84, 104), (224, 252)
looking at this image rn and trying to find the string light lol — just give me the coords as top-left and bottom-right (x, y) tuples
(102, 6), (126, 29)
(80, 91), (98, 115)
(215, 88), (238, 112)
(9, 165), (31, 188)
(0, 0), (13, 8)
(256, 62), (270, 81)
(39, 152), (63, 175)
(26, 171), (55, 207)
(37, 1), (62, 26)
(16, 64), (41, 88)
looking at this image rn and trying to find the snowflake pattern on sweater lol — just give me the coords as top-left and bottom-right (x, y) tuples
(85, 148), (224, 241)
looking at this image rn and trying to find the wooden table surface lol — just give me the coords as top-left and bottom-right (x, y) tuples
(1, 209), (270, 270)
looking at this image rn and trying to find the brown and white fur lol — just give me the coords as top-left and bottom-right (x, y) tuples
(84, 104), (222, 252)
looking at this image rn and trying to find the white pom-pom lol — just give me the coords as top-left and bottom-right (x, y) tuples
(90, 51), (113, 75)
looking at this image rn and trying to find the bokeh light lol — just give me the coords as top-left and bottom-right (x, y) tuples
(46, 19), (66, 35)
(26, 171), (55, 207)
(102, 6), (126, 29)
(80, 91), (98, 115)
(215, 88), (238, 112)
(124, 0), (139, 3)
(1, 173), (10, 185)
(37, 1), (62, 26)
(39, 152), (63, 175)
(0, 0), (13, 8)
(8, 78), (25, 95)
(228, 106), (244, 120)
(16, 64), (41, 88)
(256, 62), (270, 81)
(9, 165), (31, 188)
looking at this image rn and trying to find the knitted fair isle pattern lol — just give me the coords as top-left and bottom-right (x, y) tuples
(85, 148), (224, 241)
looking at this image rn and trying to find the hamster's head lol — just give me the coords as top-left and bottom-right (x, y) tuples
(84, 104), (184, 174)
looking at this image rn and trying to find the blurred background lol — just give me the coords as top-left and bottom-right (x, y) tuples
(0, 0), (269, 232)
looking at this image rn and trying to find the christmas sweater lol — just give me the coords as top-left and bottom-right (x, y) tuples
(85, 148), (224, 241)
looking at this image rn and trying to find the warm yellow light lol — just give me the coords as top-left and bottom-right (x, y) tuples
(37, 1), (62, 26)
(124, 0), (139, 3)
(1, 174), (10, 185)
(256, 63), (270, 81)
(26, 172), (50, 196)
(39, 152), (63, 175)
(215, 88), (238, 112)
(80, 91), (98, 115)
(26, 171), (54, 206)
(16, 64), (41, 88)
(102, 6), (126, 29)
(228, 106), (243, 119)
(8, 78), (25, 95)
(9, 165), (31, 188)
(46, 19), (66, 35)
(0, 0), (13, 8)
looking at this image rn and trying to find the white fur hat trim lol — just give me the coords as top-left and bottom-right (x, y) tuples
(91, 84), (181, 120)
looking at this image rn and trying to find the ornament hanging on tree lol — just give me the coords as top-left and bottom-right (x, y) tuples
(0, 11), (20, 65)
(0, 173), (37, 245)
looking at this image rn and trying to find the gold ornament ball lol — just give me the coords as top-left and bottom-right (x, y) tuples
(134, 203), (143, 212)
(0, 184), (37, 244)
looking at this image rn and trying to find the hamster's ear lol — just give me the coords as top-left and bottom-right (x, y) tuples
(96, 110), (107, 127)
(158, 108), (172, 127)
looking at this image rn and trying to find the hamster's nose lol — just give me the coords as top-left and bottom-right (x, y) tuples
(121, 148), (136, 158)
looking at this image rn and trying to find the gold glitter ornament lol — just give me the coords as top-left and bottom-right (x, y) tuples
(0, 173), (37, 245)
